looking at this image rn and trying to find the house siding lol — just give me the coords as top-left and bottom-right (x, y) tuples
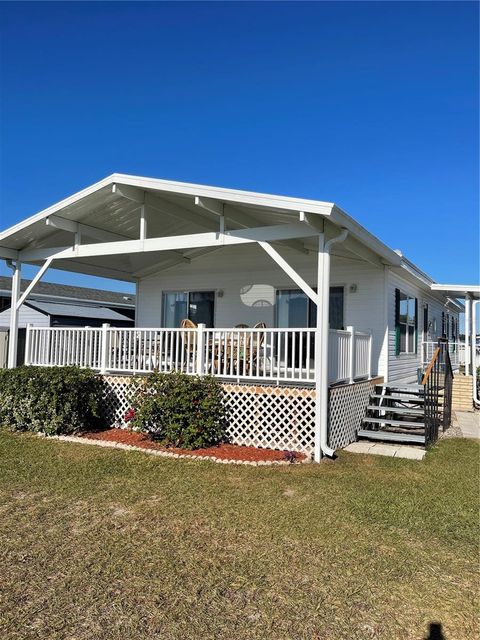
(387, 270), (459, 383)
(0, 305), (49, 329)
(136, 244), (387, 377)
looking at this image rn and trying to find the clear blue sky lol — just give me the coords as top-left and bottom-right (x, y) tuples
(0, 1), (478, 296)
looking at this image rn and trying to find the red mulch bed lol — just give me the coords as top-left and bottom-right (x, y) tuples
(80, 428), (305, 463)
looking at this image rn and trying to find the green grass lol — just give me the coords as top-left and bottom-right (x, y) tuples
(0, 431), (478, 640)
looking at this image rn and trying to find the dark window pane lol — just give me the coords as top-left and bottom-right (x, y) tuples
(399, 293), (408, 324)
(407, 298), (415, 324)
(329, 287), (344, 329)
(276, 290), (308, 327)
(408, 325), (415, 352)
(400, 324), (407, 352)
(189, 291), (215, 327)
(162, 292), (188, 328)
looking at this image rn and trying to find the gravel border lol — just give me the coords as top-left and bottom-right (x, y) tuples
(37, 433), (311, 466)
(439, 411), (464, 439)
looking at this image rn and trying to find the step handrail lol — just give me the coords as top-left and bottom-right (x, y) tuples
(421, 347), (440, 385)
(421, 341), (454, 446)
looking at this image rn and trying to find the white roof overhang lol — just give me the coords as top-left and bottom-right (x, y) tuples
(431, 284), (480, 300)
(0, 173), (406, 282)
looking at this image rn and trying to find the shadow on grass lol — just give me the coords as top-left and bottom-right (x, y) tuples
(425, 622), (446, 640)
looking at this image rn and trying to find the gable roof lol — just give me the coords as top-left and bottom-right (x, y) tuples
(26, 300), (133, 321)
(0, 174), (474, 302)
(0, 276), (135, 307)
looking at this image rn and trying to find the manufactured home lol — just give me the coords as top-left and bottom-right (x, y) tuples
(0, 174), (478, 460)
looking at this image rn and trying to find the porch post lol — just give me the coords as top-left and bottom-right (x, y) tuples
(314, 234), (330, 462)
(99, 323), (110, 374)
(473, 301), (479, 408)
(347, 326), (355, 384)
(314, 228), (349, 462)
(7, 261), (21, 368)
(464, 294), (471, 375)
(196, 323), (206, 375)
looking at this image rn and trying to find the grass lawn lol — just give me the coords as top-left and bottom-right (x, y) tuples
(0, 431), (478, 640)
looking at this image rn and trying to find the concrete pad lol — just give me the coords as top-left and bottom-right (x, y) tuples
(344, 442), (375, 454)
(368, 444), (397, 457)
(393, 447), (425, 460)
(456, 411), (480, 439)
(344, 441), (425, 460)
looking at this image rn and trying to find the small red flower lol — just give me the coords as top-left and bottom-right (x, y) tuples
(124, 408), (135, 423)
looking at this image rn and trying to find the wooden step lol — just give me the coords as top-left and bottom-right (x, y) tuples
(370, 393), (425, 403)
(377, 384), (444, 395)
(357, 429), (425, 444)
(366, 405), (424, 417)
(378, 383), (424, 391)
(362, 417), (425, 429)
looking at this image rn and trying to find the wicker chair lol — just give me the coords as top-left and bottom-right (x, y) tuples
(234, 322), (267, 376)
(180, 318), (197, 371)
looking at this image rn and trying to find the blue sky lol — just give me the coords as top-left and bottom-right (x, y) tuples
(0, 1), (478, 296)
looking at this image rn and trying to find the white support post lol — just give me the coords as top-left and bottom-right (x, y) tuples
(24, 323), (33, 366)
(314, 235), (329, 462)
(367, 330), (373, 379)
(465, 295), (471, 375)
(347, 326), (355, 383)
(196, 323), (206, 375)
(473, 301), (479, 408)
(314, 228), (348, 462)
(100, 323), (110, 374)
(7, 261), (21, 368)
(139, 204), (147, 241)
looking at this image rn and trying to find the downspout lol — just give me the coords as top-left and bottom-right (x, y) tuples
(472, 300), (480, 409)
(316, 228), (349, 459)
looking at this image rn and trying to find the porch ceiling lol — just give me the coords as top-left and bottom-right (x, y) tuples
(0, 173), (403, 282)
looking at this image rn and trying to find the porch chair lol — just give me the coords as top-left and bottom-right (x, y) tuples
(180, 318), (197, 372)
(234, 322), (267, 376)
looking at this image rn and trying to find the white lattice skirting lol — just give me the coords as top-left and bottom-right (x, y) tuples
(100, 375), (382, 456)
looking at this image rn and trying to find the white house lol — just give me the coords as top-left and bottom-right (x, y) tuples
(0, 174), (478, 460)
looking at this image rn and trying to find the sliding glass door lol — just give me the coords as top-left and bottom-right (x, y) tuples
(275, 286), (344, 329)
(162, 291), (215, 327)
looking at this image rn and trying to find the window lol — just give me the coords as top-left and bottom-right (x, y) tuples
(162, 291), (215, 327)
(275, 286), (344, 329)
(395, 289), (417, 355)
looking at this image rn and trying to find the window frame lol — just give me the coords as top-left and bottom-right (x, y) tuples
(395, 288), (418, 356)
(274, 286), (345, 330)
(161, 289), (216, 327)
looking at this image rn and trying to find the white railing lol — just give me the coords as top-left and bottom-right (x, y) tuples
(328, 327), (372, 384)
(25, 324), (372, 386)
(422, 341), (466, 370)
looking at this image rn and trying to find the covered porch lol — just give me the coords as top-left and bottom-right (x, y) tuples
(0, 174), (402, 459)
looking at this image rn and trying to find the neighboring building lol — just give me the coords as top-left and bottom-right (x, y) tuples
(0, 277), (135, 365)
(0, 174), (477, 460)
(0, 276), (135, 320)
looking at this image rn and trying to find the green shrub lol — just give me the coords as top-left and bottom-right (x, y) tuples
(0, 366), (105, 435)
(129, 372), (227, 449)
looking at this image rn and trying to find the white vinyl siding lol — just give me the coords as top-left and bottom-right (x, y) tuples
(387, 270), (460, 383)
(0, 304), (49, 329)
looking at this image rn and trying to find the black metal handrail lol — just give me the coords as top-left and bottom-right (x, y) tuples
(422, 339), (454, 446)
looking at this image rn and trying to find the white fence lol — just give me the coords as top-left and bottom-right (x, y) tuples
(25, 324), (372, 386)
(0, 330), (8, 369)
(422, 341), (480, 371)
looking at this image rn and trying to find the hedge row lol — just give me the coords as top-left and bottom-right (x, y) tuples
(0, 366), (104, 435)
(0, 367), (228, 449)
